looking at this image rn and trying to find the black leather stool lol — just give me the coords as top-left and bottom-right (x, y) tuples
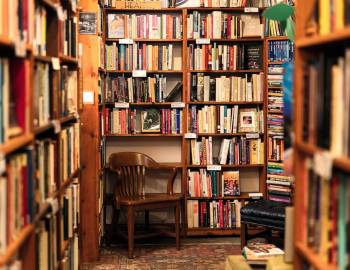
(240, 199), (289, 249)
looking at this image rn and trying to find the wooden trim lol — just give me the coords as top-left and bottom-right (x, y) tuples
(0, 134), (34, 155)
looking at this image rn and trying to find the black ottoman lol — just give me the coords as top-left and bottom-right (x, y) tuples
(240, 200), (289, 248)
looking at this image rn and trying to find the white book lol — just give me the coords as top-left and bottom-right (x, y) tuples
(212, 11), (222, 39)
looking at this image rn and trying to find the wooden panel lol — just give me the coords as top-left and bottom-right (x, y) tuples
(78, 0), (100, 263)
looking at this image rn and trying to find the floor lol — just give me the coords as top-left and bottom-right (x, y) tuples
(81, 237), (241, 270)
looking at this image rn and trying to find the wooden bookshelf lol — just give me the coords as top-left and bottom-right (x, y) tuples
(294, 3), (350, 269)
(0, 0), (81, 269)
(97, 4), (267, 241)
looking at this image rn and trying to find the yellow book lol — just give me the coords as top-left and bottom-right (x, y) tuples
(335, 0), (345, 30)
(319, 0), (331, 35)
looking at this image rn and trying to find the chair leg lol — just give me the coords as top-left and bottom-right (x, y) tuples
(127, 206), (135, 259)
(145, 210), (149, 231)
(175, 202), (180, 250)
(241, 222), (248, 249)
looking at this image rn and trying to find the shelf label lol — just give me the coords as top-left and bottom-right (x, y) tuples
(249, 192), (263, 198)
(56, 5), (64, 21)
(196, 38), (210, 45)
(114, 102), (130, 108)
(246, 133), (260, 139)
(207, 165), (222, 171)
(51, 120), (61, 134)
(314, 151), (333, 180)
(83, 91), (94, 104)
(47, 198), (59, 214)
(132, 70), (147, 77)
(0, 153), (5, 175)
(171, 102), (185, 108)
(51, 57), (60, 70)
(184, 133), (197, 139)
(244, 7), (259, 13)
(119, 38), (134, 45)
(15, 39), (26, 58)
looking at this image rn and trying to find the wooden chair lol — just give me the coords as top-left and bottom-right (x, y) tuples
(108, 152), (182, 259)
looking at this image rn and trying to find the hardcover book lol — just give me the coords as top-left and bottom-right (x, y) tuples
(223, 171), (240, 196)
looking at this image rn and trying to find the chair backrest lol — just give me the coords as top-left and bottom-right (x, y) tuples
(108, 152), (159, 197)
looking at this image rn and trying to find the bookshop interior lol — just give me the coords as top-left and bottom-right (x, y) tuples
(1, 0), (350, 269)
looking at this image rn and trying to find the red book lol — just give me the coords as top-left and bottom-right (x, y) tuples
(167, 109), (171, 134)
(219, 200), (224, 228)
(161, 109), (165, 134)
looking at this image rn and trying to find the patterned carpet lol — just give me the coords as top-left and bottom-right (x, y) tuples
(81, 238), (241, 270)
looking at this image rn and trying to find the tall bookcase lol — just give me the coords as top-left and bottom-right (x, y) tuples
(294, 1), (350, 270)
(98, 3), (268, 239)
(0, 0), (81, 269)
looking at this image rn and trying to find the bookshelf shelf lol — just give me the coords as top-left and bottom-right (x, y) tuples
(104, 8), (183, 12)
(186, 227), (241, 236)
(104, 102), (179, 107)
(189, 69), (262, 73)
(0, 134), (34, 155)
(187, 193), (250, 200)
(59, 55), (79, 65)
(104, 133), (183, 137)
(187, 38), (263, 42)
(186, 7), (264, 12)
(106, 38), (183, 43)
(59, 114), (78, 124)
(106, 70), (183, 74)
(195, 133), (264, 137)
(187, 164), (264, 169)
(296, 27), (350, 48)
(295, 243), (337, 270)
(34, 55), (52, 63)
(188, 101), (263, 105)
(267, 61), (285, 65)
(39, 0), (57, 10)
(60, 169), (80, 192)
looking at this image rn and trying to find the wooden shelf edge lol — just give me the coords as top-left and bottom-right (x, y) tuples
(106, 38), (183, 42)
(187, 38), (263, 42)
(265, 36), (289, 41)
(104, 7), (183, 12)
(296, 27), (350, 48)
(104, 134), (182, 137)
(186, 227), (241, 236)
(190, 69), (262, 73)
(187, 193), (250, 200)
(188, 101), (263, 105)
(295, 242), (337, 270)
(106, 70), (183, 73)
(187, 164), (264, 168)
(59, 55), (78, 65)
(295, 141), (350, 173)
(0, 134), (34, 155)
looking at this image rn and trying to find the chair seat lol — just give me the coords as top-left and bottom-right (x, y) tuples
(119, 193), (182, 206)
(240, 199), (289, 221)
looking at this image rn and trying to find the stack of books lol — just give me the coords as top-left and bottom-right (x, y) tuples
(190, 73), (263, 102)
(187, 199), (242, 228)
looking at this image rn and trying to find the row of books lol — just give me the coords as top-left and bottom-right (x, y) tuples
(187, 12), (261, 39)
(306, 164), (349, 268)
(60, 11), (78, 58)
(0, 58), (28, 143)
(101, 108), (183, 135)
(318, 0), (350, 35)
(105, 75), (182, 103)
(188, 105), (264, 134)
(0, 0), (34, 45)
(59, 66), (78, 118)
(59, 123), (80, 184)
(265, 19), (286, 37)
(267, 137), (284, 161)
(0, 151), (35, 255)
(36, 182), (80, 270)
(34, 6), (47, 56)
(102, 0), (292, 8)
(190, 73), (263, 102)
(188, 170), (240, 197)
(268, 40), (294, 62)
(187, 199), (241, 229)
(107, 13), (182, 39)
(267, 174), (293, 203)
(188, 43), (261, 70)
(303, 48), (350, 156)
(105, 43), (182, 71)
(190, 137), (264, 165)
(267, 161), (284, 175)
